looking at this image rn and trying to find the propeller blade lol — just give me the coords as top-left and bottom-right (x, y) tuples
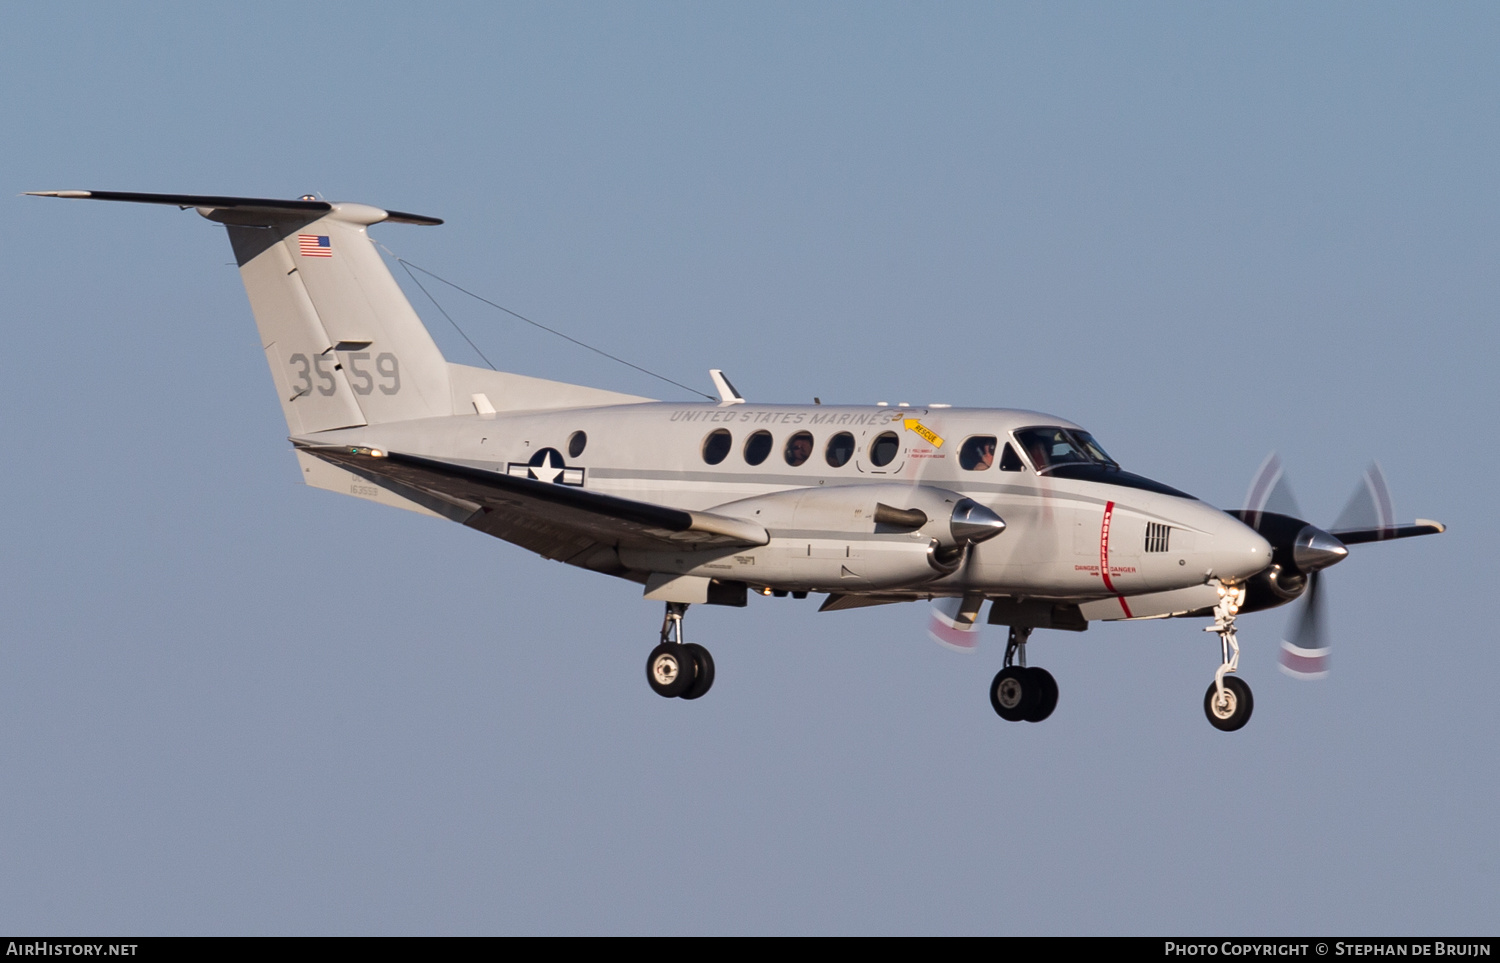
(1279, 570), (1329, 680)
(1244, 452), (1304, 527)
(928, 595), (984, 653)
(1331, 462), (1395, 539)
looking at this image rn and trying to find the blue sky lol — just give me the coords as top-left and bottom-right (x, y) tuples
(2, 2), (1495, 933)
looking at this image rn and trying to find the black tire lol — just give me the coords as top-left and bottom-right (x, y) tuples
(989, 666), (1032, 722)
(1023, 667), (1058, 723)
(1203, 676), (1254, 731)
(679, 643), (716, 700)
(646, 643), (693, 698)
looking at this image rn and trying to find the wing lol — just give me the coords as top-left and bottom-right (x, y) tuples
(299, 445), (768, 577)
(1328, 519), (1446, 545)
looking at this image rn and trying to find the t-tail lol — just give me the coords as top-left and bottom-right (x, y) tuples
(25, 190), (651, 437)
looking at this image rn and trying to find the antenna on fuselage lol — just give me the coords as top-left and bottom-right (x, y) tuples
(710, 369), (745, 407)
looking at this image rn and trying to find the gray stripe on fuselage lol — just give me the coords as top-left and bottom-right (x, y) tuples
(412, 460), (1122, 511)
(588, 467), (1115, 505)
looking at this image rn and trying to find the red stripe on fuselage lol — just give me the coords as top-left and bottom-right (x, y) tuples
(1099, 502), (1116, 592)
(1099, 501), (1133, 617)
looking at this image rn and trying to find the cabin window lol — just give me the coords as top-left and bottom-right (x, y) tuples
(567, 431), (587, 458)
(999, 442), (1024, 472)
(959, 435), (998, 471)
(784, 431), (814, 467)
(869, 431), (900, 467)
(825, 431), (855, 468)
(743, 430), (773, 466)
(702, 429), (732, 465)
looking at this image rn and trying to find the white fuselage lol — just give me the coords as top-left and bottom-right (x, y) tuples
(302, 401), (1273, 604)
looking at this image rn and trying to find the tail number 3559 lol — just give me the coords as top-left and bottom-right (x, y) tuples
(289, 352), (401, 397)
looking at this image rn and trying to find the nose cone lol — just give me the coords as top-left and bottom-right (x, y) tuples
(1209, 513), (1275, 581)
(951, 499), (1006, 544)
(1293, 525), (1348, 572)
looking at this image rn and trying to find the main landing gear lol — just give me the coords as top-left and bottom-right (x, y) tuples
(989, 625), (1058, 723)
(1203, 582), (1253, 731)
(646, 602), (715, 701)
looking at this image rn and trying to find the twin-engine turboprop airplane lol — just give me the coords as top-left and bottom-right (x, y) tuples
(28, 190), (1446, 731)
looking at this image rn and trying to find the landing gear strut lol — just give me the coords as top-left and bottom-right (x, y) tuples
(646, 602), (715, 700)
(990, 625), (1058, 723)
(1203, 582), (1253, 731)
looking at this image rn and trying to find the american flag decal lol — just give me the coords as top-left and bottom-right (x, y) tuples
(297, 234), (332, 257)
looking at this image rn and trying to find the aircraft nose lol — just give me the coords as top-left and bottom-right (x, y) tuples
(1209, 514), (1274, 581)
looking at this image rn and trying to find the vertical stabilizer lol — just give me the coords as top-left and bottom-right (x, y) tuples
(212, 203), (452, 432)
(26, 191), (452, 434)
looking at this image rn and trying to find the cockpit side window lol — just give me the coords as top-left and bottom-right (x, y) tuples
(959, 435), (998, 471)
(999, 442), (1024, 472)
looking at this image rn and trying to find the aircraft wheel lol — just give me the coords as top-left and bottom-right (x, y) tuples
(1203, 676), (1254, 731)
(646, 643), (693, 698)
(1023, 667), (1058, 723)
(679, 643), (716, 700)
(989, 666), (1032, 722)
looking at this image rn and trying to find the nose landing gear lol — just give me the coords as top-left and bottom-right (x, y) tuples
(1203, 582), (1253, 731)
(989, 626), (1058, 723)
(646, 602), (715, 700)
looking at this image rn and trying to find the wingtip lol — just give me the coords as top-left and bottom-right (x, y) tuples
(1415, 518), (1446, 533)
(24, 190), (92, 198)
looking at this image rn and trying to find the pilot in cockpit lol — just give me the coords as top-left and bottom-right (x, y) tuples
(1027, 439), (1049, 471)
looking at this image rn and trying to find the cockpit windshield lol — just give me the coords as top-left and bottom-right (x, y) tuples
(1070, 430), (1118, 468)
(1012, 425), (1193, 498)
(1015, 427), (1118, 471)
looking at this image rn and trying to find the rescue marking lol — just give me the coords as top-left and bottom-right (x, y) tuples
(902, 418), (944, 448)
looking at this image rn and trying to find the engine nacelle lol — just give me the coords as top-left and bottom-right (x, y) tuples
(1239, 563), (1308, 613)
(619, 483), (1005, 592)
(1226, 509), (1347, 614)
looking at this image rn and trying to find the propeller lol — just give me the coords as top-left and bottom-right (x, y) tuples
(929, 594), (984, 652)
(1235, 454), (1441, 680)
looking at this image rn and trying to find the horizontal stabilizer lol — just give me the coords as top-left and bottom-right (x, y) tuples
(25, 190), (442, 225)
